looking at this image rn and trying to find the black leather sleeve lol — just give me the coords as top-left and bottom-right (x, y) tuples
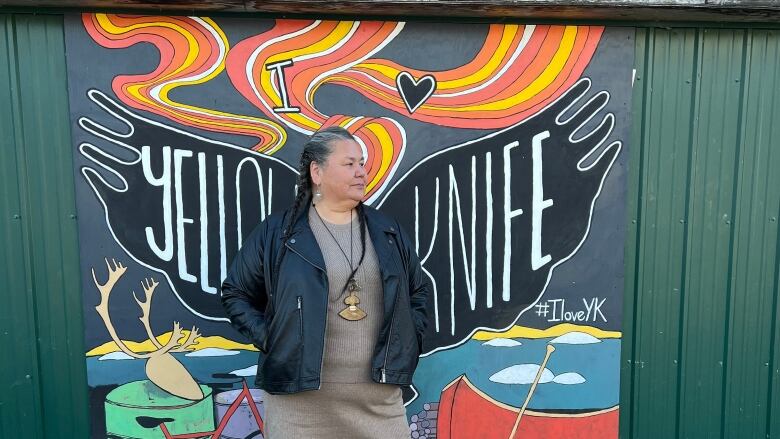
(396, 220), (431, 351)
(221, 220), (270, 352)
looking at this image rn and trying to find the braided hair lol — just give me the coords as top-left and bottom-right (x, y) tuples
(277, 126), (368, 296)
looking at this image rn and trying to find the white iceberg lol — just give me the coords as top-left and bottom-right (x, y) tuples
(230, 365), (258, 377)
(185, 347), (240, 357)
(550, 332), (601, 345)
(552, 372), (586, 385)
(482, 338), (522, 347)
(97, 352), (134, 361)
(489, 364), (555, 385)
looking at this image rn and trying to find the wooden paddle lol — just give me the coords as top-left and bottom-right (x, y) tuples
(508, 343), (556, 439)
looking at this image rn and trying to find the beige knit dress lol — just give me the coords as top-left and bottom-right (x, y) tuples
(262, 208), (410, 439)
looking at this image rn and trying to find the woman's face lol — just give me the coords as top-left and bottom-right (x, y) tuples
(311, 138), (367, 205)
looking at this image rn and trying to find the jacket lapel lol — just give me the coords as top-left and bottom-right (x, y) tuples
(284, 203), (327, 272)
(283, 204), (400, 283)
(365, 209), (401, 279)
(364, 208), (403, 317)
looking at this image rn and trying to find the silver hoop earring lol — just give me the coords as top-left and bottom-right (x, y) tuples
(314, 186), (323, 202)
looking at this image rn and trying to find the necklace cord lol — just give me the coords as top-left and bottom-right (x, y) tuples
(313, 205), (364, 299)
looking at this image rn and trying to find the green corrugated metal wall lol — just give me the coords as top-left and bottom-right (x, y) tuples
(1, 13), (779, 439)
(622, 26), (780, 438)
(0, 14), (89, 438)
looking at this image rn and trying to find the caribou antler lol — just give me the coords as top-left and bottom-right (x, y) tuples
(133, 277), (201, 353)
(171, 326), (201, 352)
(92, 258), (204, 400)
(92, 258), (144, 359)
(134, 277), (163, 349)
(158, 321), (185, 354)
(93, 260), (185, 359)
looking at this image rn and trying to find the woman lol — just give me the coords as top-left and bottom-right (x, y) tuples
(221, 126), (430, 438)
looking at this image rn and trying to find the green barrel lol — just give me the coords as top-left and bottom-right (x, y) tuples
(104, 380), (215, 438)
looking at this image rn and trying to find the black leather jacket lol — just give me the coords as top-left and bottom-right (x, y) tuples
(221, 203), (430, 394)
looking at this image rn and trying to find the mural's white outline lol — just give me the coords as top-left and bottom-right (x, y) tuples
(396, 72), (437, 113)
(149, 17), (226, 94)
(502, 139), (523, 302)
(242, 20), (407, 203)
(218, 155), (227, 286)
(377, 77), (623, 357)
(235, 156), (271, 245)
(416, 177), (441, 333)
(198, 151), (217, 294)
(297, 21), (361, 126)
(141, 146), (174, 262)
(246, 20), (321, 130)
(434, 25), (536, 98)
(300, 23), (407, 204)
(141, 17), (287, 145)
(448, 164), (476, 320)
(244, 21), (405, 136)
(79, 142), (137, 192)
(78, 77), (622, 345)
(485, 151), (493, 309)
(173, 148), (197, 283)
(342, 24), (535, 99)
(303, 22), (405, 129)
(266, 60), (300, 113)
(530, 131), (553, 271)
(78, 88), (296, 323)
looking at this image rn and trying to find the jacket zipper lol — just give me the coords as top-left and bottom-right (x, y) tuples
(285, 242), (326, 272)
(297, 296), (304, 341)
(382, 289), (399, 383)
(285, 241), (328, 390)
(297, 296), (305, 386)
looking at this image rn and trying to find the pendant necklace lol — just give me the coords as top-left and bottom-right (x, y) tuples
(313, 206), (367, 321)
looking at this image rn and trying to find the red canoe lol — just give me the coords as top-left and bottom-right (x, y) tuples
(437, 375), (619, 439)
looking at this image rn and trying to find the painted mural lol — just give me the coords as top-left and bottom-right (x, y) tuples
(64, 13), (632, 438)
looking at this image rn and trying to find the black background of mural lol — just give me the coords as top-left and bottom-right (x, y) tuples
(79, 76), (619, 355)
(80, 90), (298, 319)
(64, 16), (633, 350)
(380, 80), (620, 352)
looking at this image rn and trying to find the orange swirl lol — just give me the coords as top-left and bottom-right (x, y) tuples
(82, 13), (287, 152)
(227, 20), (406, 201)
(329, 24), (603, 128)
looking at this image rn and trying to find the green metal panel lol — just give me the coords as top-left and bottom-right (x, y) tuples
(724, 29), (780, 439)
(682, 28), (745, 439)
(0, 13), (89, 439)
(621, 27), (780, 439)
(752, 31), (780, 439)
(626, 27), (700, 439)
(0, 14), (43, 438)
(620, 24), (646, 439)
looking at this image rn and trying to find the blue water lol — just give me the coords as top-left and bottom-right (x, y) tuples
(87, 351), (260, 389)
(87, 337), (620, 420)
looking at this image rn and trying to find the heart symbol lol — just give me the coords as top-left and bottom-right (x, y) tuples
(396, 71), (437, 114)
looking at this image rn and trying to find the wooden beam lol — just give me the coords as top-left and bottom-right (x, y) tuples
(1, 0), (780, 23)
